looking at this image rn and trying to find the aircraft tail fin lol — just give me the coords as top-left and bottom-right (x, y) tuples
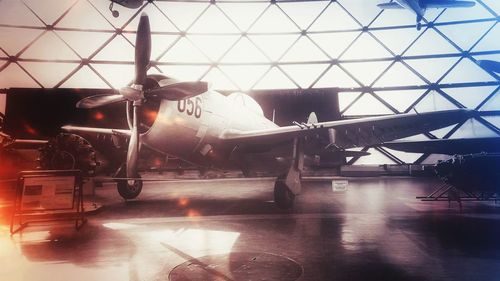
(307, 112), (318, 124)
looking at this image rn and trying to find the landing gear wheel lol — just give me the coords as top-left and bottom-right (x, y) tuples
(416, 22), (422, 31)
(116, 169), (143, 199)
(274, 176), (295, 209)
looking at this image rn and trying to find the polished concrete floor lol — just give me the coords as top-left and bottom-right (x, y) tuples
(1, 176), (500, 281)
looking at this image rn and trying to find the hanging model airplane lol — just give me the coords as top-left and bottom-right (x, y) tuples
(377, 0), (476, 30)
(61, 13), (472, 208)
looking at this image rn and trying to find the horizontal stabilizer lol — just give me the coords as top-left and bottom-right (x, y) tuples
(377, 2), (404, 9)
(426, 0), (475, 8)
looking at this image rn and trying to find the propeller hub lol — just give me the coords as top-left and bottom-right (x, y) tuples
(119, 84), (144, 102)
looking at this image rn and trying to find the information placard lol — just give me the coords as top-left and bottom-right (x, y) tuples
(332, 180), (349, 192)
(21, 175), (75, 211)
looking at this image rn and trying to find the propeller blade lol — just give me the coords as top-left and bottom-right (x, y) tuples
(478, 60), (500, 74)
(126, 104), (140, 184)
(145, 81), (209, 100)
(135, 13), (151, 85)
(76, 94), (125, 109)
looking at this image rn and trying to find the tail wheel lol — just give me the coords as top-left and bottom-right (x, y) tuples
(274, 175), (295, 209)
(38, 133), (97, 177)
(116, 168), (142, 199)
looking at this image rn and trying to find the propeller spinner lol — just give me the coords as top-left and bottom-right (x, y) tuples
(76, 13), (208, 195)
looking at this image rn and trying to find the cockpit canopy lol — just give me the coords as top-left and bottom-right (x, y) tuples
(227, 92), (264, 116)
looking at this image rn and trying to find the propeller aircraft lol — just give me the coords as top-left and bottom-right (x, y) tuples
(377, 0), (476, 30)
(62, 13), (472, 208)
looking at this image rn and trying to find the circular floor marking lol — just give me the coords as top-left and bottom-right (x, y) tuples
(168, 252), (303, 281)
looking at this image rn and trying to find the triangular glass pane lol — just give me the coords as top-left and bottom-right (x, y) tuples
(471, 24), (499, 52)
(189, 5), (240, 33)
(0, 63), (40, 88)
(370, 28), (420, 55)
(124, 33), (180, 61)
(0, 27), (43, 56)
(56, 31), (111, 59)
(219, 37), (268, 63)
(375, 90), (425, 112)
(430, 124), (456, 139)
(57, 0), (113, 29)
(277, 1), (329, 30)
(123, 4), (178, 32)
(20, 31), (79, 60)
(437, 22), (495, 51)
(371, 8), (420, 27)
(249, 34), (299, 61)
(341, 61), (392, 86)
(436, 3), (493, 22)
(19, 62), (78, 88)
(87, 0), (139, 28)
(344, 93), (393, 116)
(341, 33), (392, 59)
(383, 147), (423, 164)
(338, 0), (381, 27)
(202, 67), (239, 91)
(93, 35), (134, 62)
(249, 4), (300, 33)
(219, 65), (269, 91)
(413, 91), (458, 113)
(314, 65), (360, 88)
(479, 92), (500, 111)
(444, 86), (497, 109)
(61, 65), (110, 89)
(152, 2), (209, 31)
(90, 64), (135, 89)
(0, 0), (43, 26)
(375, 62), (425, 87)
(157, 65), (209, 82)
(352, 148), (396, 165)
(404, 57), (459, 83)
(399, 134), (432, 141)
(252, 67), (296, 90)
(217, 3), (268, 31)
(449, 118), (498, 138)
(308, 32), (360, 59)
(23, 0), (77, 25)
(309, 2), (360, 31)
(189, 35), (240, 62)
(482, 116), (500, 131)
(280, 36), (329, 62)
(160, 37), (210, 63)
(339, 92), (362, 112)
(441, 58), (496, 84)
(279, 64), (330, 88)
(481, 0), (500, 15)
(404, 29), (457, 56)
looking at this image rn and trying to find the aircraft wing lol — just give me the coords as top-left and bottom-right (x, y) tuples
(61, 125), (131, 137)
(425, 0), (475, 8)
(377, 2), (405, 9)
(220, 109), (472, 150)
(383, 137), (500, 155)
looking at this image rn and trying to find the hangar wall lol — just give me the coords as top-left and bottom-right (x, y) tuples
(0, 0), (499, 165)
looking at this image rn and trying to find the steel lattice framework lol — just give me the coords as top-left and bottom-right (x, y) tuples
(0, 0), (499, 165)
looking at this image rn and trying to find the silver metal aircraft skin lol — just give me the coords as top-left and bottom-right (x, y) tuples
(377, 0), (475, 30)
(62, 13), (472, 208)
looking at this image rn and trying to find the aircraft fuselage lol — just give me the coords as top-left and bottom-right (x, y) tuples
(141, 91), (278, 168)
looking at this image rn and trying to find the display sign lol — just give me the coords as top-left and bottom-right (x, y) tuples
(21, 175), (75, 211)
(332, 180), (348, 192)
